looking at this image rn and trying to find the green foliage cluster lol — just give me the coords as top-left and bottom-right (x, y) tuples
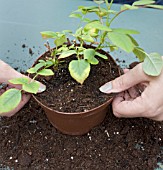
(0, 0), (163, 114)
(38, 0), (163, 84)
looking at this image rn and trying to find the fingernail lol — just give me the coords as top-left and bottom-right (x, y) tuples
(99, 82), (112, 93)
(38, 84), (46, 92)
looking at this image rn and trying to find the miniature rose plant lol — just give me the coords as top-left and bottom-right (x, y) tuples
(0, 0), (163, 114)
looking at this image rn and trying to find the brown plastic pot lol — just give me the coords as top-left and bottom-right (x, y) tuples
(32, 46), (119, 135)
(33, 95), (113, 135)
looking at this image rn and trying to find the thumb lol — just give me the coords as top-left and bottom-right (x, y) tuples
(99, 63), (150, 93)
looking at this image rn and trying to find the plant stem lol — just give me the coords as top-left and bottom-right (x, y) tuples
(33, 74), (38, 80)
(108, 9), (128, 27)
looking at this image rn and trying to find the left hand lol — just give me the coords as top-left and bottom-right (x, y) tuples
(0, 60), (45, 117)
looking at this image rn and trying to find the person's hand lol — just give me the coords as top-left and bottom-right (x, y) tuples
(0, 60), (46, 117)
(99, 62), (163, 121)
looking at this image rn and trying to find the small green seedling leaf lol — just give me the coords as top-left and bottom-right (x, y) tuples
(108, 32), (135, 53)
(143, 53), (163, 76)
(40, 31), (57, 39)
(84, 49), (99, 65)
(95, 52), (108, 59)
(0, 89), (21, 114)
(22, 81), (40, 94)
(37, 69), (54, 76)
(9, 77), (29, 85)
(59, 50), (77, 59)
(69, 59), (90, 84)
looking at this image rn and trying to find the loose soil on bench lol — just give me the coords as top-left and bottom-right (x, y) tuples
(0, 98), (162, 170)
(0, 47), (163, 169)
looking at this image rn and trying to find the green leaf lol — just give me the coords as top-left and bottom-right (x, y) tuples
(62, 30), (72, 33)
(83, 18), (91, 23)
(37, 69), (54, 76)
(45, 60), (54, 67)
(57, 45), (69, 52)
(84, 49), (99, 65)
(133, 47), (146, 62)
(127, 35), (139, 46)
(58, 50), (77, 59)
(121, 4), (138, 10)
(69, 13), (82, 19)
(75, 27), (83, 36)
(95, 52), (108, 59)
(77, 46), (86, 52)
(38, 60), (46, 63)
(34, 62), (45, 70)
(108, 32), (135, 53)
(85, 21), (112, 32)
(78, 6), (98, 12)
(54, 35), (67, 47)
(143, 53), (163, 76)
(133, 0), (155, 6)
(40, 31), (57, 39)
(146, 4), (163, 9)
(94, 0), (105, 5)
(112, 28), (140, 35)
(27, 67), (37, 74)
(9, 77), (29, 85)
(22, 81), (40, 94)
(27, 62), (45, 74)
(81, 34), (95, 43)
(0, 89), (21, 114)
(69, 59), (90, 84)
(83, 27), (99, 37)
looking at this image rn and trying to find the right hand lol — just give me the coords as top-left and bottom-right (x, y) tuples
(100, 62), (163, 121)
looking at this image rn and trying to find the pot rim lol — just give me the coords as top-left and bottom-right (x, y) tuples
(32, 94), (113, 115)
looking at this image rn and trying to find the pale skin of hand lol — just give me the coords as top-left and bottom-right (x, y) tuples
(0, 60), (45, 117)
(100, 62), (163, 121)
